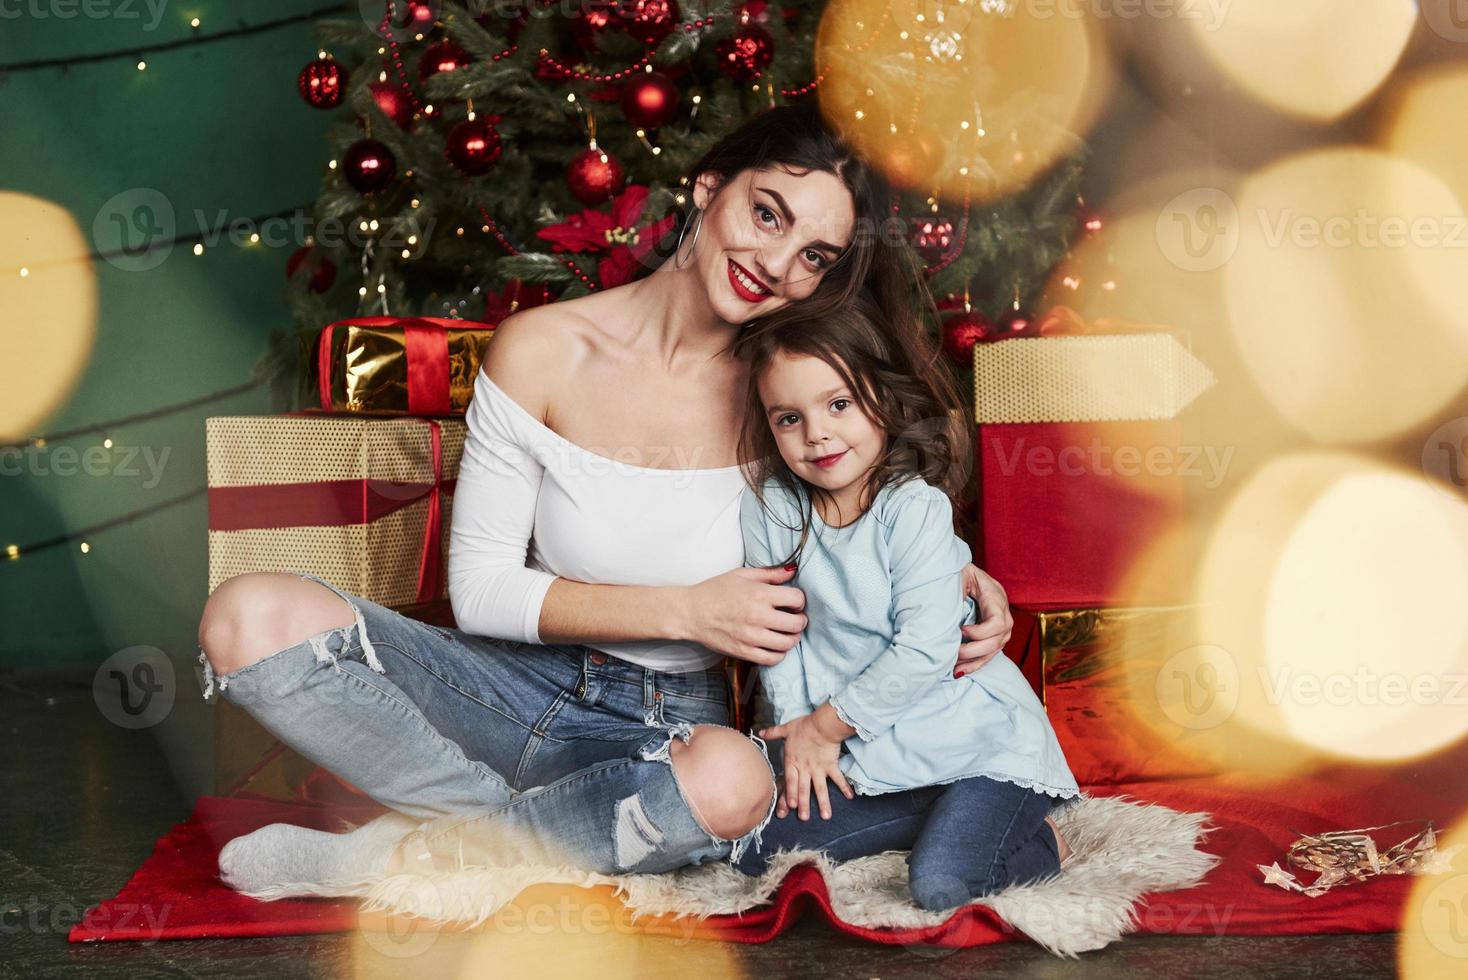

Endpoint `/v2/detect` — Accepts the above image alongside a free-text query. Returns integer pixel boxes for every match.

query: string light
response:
[79,542,91,554]
[2,6,337,73]
[102,437,113,449]
[18,267,28,278]
[137,61,147,71]
[193,244,204,256]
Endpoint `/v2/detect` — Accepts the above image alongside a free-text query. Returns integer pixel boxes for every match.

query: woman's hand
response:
[678,565,806,665]
[955,563,1013,678]
[760,705,855,820]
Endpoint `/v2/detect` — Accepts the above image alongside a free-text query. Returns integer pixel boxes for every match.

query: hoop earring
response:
[673,207,704,269]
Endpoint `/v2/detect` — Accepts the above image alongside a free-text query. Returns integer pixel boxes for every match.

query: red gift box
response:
[976,419,1191,608]
[972,323,1215,608]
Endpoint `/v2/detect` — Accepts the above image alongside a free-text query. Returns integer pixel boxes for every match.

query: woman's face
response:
[689,165,857,324]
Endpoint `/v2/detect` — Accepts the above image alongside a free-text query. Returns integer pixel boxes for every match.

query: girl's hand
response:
[955,563,1013,678]
[759,708,855,821]
[679,565,807,665]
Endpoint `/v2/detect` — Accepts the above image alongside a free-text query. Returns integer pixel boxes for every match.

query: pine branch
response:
[496,252,576,283]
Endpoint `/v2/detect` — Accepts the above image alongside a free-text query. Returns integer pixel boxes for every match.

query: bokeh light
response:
[349,881,744,978]
[816,0,1111,202]
[1186,0,1416,122]
[1194,453,1468,763]
[1398,810,1468,979]
[1224,148,1468,445]
[1378,62,1468,217]
[0,192,98,440]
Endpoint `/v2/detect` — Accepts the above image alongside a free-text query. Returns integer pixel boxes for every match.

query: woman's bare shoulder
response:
[481,298,601,420]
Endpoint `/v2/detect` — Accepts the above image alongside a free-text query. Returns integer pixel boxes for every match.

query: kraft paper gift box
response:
[972,328,1216,609]
[206,414,463,608]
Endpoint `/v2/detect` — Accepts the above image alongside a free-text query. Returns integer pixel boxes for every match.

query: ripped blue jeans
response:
[198,573,777,875]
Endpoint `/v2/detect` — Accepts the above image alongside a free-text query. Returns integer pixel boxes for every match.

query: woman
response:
[197,102,1015,896]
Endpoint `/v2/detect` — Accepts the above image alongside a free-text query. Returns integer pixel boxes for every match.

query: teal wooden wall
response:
[0,2,342,791]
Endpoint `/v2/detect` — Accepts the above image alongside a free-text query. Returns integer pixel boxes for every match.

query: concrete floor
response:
[1,670,1400,978]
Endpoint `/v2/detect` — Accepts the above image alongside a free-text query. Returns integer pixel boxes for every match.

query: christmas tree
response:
[260,0,1087,406]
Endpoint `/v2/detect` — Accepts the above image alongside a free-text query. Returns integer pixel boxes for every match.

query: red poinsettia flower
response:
[536,184,655,254]
[483,277,553,325]
[598,210,678,288]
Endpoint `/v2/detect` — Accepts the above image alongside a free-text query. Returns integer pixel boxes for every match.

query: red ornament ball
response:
[911,216,956,265]
[883,135,940,190]
[997,309,1035,337]
[404,0,438,29]
[571,0,623,50]
[715,26,774,82]
[342,139,397,194]
[418,40,469,82]
[566,147,625,205]
[285,246,337,293]
[445,118,503,176]
[620,71,679,128]
[941,311,994,366]
[736,0,771,25]
[369,81,413,129]
[620,0,680,45]
[297,57,347,109]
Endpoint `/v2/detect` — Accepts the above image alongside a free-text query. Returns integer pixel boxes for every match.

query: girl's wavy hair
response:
[634,100,935,360]
[733,291,973,568]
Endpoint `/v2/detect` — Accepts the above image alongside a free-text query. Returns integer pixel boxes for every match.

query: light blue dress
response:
[740,475,1081,800]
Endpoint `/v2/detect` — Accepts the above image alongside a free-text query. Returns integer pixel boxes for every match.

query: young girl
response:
[731,294,1082,912]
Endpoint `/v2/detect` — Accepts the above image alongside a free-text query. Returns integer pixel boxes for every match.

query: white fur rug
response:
[349,793,1219,957]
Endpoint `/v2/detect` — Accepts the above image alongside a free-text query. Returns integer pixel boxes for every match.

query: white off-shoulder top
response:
[447,367,748,673]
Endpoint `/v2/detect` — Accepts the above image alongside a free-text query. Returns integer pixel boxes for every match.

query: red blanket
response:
[70,751,1465,946]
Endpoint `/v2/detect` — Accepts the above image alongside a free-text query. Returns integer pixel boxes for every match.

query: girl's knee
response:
[908,865,985,912]
[669,725,777,841]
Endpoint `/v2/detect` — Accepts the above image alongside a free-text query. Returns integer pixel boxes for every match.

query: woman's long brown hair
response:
[733,292,973,568]
[636,101,939,385]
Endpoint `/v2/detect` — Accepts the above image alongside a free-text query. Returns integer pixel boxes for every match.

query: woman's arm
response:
[954,564,1014,677]
[451,313,804,659]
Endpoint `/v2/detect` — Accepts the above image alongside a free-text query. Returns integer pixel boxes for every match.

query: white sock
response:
[217,812,419,900]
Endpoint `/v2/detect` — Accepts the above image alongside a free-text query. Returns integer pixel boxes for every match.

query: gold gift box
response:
[308,317,494,416]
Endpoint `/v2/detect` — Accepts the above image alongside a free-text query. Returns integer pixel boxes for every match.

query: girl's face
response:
[689,166,856,324]
[758,350,884,498]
